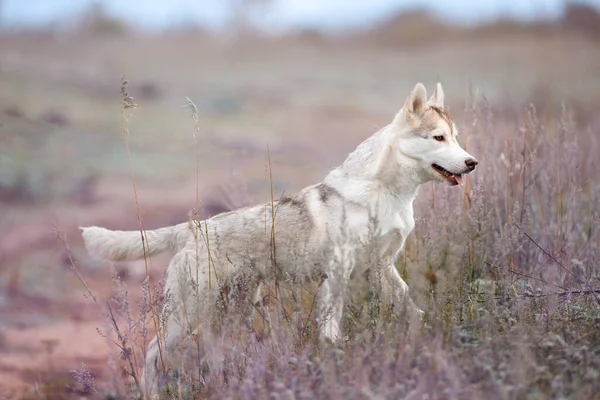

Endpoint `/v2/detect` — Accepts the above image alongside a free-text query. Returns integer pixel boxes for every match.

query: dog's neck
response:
[324,124,425,209]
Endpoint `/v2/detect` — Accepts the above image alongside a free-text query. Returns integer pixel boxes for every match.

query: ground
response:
[1,15,600,398]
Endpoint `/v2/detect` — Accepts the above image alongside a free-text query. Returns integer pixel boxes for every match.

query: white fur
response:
[80,82,477,395]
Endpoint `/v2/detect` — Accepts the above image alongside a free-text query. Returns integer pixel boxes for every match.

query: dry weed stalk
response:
[119,77,166,396]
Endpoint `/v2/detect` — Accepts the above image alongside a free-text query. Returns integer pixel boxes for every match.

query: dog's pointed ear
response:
[428,82,444,109]
[405,83,427,115]
[394,83,427,126]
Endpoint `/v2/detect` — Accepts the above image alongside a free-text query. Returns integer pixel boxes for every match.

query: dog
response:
[80,82,477,394]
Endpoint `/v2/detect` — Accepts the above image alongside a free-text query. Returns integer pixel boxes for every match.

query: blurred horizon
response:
[2,0,600,33]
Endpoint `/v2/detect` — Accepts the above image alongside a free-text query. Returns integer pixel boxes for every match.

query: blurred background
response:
[1,0,600,397]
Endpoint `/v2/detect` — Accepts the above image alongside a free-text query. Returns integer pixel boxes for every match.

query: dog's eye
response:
[433,135,445,142]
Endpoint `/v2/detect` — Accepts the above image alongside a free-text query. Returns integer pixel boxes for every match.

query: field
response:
[1,7,600,399]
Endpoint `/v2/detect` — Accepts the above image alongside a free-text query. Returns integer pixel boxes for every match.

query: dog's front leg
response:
[316,248,354,342]
[379,263,423,322]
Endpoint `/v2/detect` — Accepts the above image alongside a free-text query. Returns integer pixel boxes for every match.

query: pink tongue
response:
[454,174,463,185]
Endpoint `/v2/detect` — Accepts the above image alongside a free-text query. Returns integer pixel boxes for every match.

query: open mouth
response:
[432,164,463,185]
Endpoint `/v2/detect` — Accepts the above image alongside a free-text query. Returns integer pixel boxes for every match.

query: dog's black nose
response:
[465,158,478,171]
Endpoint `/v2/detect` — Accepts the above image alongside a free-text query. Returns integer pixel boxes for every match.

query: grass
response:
[50,76,600,400]
[2,7,599,397]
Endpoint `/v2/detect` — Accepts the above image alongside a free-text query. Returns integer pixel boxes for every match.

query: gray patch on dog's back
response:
[316,183,340,203]
[278,195,311,223]
[278,195,303,208]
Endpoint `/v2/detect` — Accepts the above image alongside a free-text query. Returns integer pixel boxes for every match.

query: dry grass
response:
[1,11,600,399]
[58,82,600,400]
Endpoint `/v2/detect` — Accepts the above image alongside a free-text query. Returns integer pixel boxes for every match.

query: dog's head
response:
[392,83,478,186]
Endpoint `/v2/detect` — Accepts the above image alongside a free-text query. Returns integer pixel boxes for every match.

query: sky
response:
[2,0,600,32]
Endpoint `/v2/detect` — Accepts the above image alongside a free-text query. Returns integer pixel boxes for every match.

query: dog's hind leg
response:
[141,249,214,396]
[141,316,184,397]
[141,336,161,396]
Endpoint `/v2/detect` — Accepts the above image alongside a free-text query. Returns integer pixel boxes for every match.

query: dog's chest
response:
[377,212,414,255]
[371,198,415,257]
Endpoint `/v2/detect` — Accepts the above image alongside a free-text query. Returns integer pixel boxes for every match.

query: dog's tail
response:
[80,222,192,262]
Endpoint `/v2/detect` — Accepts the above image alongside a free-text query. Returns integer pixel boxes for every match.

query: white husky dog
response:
[80,82,477,393]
